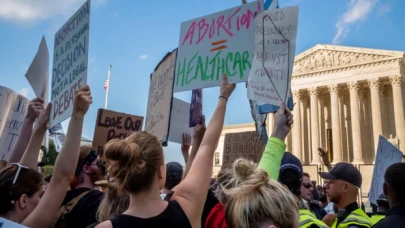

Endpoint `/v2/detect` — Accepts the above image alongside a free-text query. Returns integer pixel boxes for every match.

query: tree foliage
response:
[41,139,59,166]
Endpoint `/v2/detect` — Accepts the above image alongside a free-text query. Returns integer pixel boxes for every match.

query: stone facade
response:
[213,45,405,192]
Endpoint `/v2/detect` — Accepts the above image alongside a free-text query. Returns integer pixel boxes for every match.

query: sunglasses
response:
[302,183,313,189]
[9,163,29,204]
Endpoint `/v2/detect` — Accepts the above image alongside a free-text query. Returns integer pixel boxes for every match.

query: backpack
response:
[52,190,91,228]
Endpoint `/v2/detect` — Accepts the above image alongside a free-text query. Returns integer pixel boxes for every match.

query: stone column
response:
[318,93,326,149]
[301,96,310,165]
[292,90,302,161]
[309,87,321,164]
[390,76,405,151]
[348,81,364,164]
[368,78,383,154]
[328,84,343,163]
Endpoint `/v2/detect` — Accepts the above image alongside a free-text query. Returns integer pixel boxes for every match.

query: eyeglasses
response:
[9,163,29,204]
[302,183,313,189]
[10,163,29,185]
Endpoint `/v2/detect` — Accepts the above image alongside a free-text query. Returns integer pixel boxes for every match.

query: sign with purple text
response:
[189,89,202,128]
[50,0,90,128]
[368,136,403,205]
[247,6,298,106]
[174,0,264,92]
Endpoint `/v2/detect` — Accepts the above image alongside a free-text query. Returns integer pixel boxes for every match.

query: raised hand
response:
[36,103,52,131]
[181,133,191,154]
[26,98,44,121]
[220,73,236,100]
[271,103,293,141]
[73,85,92,116]
[193,115,206,141]
[318,147,331,167]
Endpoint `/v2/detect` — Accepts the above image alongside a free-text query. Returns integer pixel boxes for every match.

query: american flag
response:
[104,79,109,91]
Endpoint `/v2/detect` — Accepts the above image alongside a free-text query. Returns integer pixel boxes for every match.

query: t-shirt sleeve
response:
[256,137,286,180]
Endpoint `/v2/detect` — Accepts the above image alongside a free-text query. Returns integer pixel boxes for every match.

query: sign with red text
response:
[93,109,143,156]
[247,6,298,106]
[146,49,177,145]
[222,131,264,169]
[50,0,91,128]
[368,136,403,205]
[0,86,29,160]
[174,0,263,92]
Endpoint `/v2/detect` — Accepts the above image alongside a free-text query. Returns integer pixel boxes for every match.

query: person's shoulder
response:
[92,220,112,228]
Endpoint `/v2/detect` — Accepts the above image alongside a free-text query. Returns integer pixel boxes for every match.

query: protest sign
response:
[222,131,265,169]
[93,109,143,155]
[25,36,49,99]
[0,86,29,160]
[50,0,91,128]
[174,0,264,92]
[145,49,177,145]
[168,98,194,144]
[247,6,299,106]
[369,136,403,205]
[189,89,202,128]
[49,123,65,152]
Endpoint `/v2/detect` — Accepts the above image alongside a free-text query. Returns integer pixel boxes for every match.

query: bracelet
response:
[219,96,228,101]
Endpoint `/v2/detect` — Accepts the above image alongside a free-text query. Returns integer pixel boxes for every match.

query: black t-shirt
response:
[110,200,191,228]
[163,189,219,228]
[62,188,103,228]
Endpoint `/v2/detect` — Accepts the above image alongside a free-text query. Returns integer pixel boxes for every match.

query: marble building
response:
[213,44,405,180]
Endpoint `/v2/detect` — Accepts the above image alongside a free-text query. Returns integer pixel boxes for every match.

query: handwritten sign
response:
[368,136,403,205]
[145,49,177,144]
[168,98,194,144]
[49,123,65,153]
[247,6,298,106]
[222,131,265,169]
[50,0,91,128]
[25,36,49,99]
[0,86,29,160]
[189,89,203,128]
[174,0,264,92]
[93,109,143,156]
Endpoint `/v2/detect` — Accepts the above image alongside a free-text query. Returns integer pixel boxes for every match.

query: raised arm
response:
[23,85,92,228]
[181,133,191,165]
[173,74,235,227]
[257,103,293,180]
[318,148,332,171]
[7,98,43,164]
[182,116,206,180]
[20,103,51,169]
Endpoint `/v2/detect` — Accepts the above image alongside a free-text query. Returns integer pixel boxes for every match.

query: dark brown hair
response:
[104,131,164,194]
[0,166,44,214]
[70,145,94,189]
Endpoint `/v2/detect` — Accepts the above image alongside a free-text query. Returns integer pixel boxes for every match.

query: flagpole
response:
[104,65,112,109]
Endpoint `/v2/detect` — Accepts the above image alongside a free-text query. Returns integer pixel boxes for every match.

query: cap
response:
[166,162,183,182]
[279,152,303,178]
[319,162,362,188]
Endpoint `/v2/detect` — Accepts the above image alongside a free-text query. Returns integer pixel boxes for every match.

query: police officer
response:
[319,163,372,228]
[370,194,389,225]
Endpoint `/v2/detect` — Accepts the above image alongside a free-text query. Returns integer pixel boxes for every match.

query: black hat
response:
[279,152,303,178]
[319,162,362,188]
[166,162,183,183]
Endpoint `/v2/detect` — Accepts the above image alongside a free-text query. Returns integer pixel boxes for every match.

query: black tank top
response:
[110,200,191,228]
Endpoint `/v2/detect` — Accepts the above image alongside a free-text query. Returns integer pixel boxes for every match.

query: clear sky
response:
[1,0,404,165]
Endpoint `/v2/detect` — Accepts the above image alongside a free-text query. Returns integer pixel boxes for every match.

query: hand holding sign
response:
[193,115,206,142]
[36,103,52,131]
[26,98,44,122]
[220,74,236,100]
[271,103,293,141]
[73,85,92,116]
[181,133,191,154]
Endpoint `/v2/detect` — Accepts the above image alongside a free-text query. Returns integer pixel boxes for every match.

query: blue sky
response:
[1,0,404,165]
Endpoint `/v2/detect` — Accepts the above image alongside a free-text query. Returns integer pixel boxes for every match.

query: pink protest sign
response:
[368,136,403,205]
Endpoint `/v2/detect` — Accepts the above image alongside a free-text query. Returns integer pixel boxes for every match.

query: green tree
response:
[41,139,59,166]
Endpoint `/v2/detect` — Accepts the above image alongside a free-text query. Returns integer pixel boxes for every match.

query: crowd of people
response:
[0,75,404,227]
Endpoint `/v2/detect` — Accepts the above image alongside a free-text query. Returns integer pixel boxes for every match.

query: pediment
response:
[293,44,404,75]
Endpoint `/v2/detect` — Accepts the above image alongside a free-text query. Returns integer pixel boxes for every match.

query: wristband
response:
[219,96,228,101]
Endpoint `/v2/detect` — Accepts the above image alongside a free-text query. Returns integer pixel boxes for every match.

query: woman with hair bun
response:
[224,158,299,228]
[96,74,235,228]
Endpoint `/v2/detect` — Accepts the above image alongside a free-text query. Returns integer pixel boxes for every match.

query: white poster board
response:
[168,98,194,144]
[25,36,49,99]
[146,50,177,144]
[247,6,298,105]
[368,136,403,205]
[0,217,27,228]
[174,0,264,92]
[0,86,29,160]
[50,0,90,128]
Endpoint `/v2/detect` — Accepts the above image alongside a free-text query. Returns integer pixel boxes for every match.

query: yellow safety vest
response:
[331,208,372,228]
[370,214,385,225]
[299,209,329,228]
